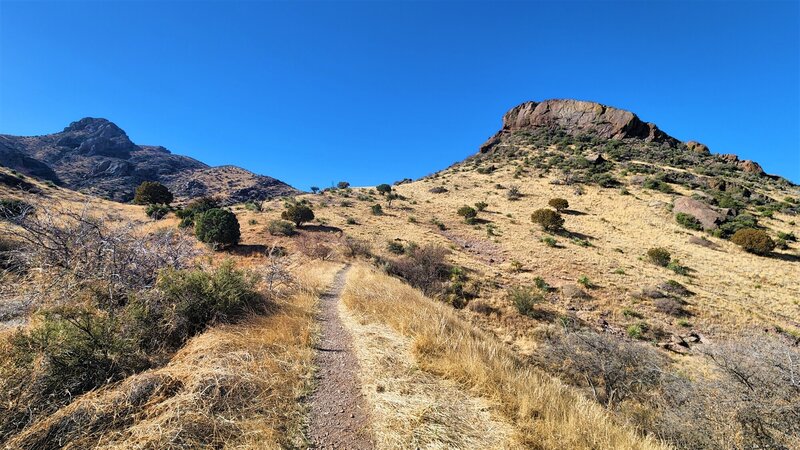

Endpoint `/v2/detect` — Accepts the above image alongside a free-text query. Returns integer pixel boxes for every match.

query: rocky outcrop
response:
[738,160,764,175]
[480,99,680,153]
[0,118,298,203]
[673,197,733,229]
[685,141,710,155]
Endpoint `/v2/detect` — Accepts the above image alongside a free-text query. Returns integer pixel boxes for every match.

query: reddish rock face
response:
[498,99,679,144]
[738,160,764,175]
[686,141,710,155]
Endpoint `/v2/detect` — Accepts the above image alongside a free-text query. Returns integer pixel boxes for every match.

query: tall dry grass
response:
[341,265,669,450]
[3,262,340,450]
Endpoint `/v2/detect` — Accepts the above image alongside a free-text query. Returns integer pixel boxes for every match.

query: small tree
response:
[731,228,775,256]
[371,204,384,215]
[194,208,240,249]
[281,203,314,227]
[531,209,564,231]
[386,192,400,207]
[310,186,320,194]
[457,205,478,224]
[647,247,672,267]
[548,198,569,212]
[337,181,350,189]
[376,184,392,195]
[134,181,173,205]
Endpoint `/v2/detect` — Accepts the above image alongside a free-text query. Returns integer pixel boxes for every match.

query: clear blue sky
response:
[1,1,798,188]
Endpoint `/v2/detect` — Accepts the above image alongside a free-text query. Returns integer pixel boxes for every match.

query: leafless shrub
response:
[536,329,666,409]
[295,233,334,260]
[653,334,800,449]
[341,235,372,258]
[386,244,450,296]
[4,202,198,305]
[653,297,687,316]
[262,245,294,296]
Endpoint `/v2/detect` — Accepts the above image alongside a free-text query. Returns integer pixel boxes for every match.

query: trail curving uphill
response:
[308,265,374,449]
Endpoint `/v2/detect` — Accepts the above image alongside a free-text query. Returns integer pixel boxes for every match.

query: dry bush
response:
[341,265,665,450]
[385,244,450,296]
[652,335,800,449]
[731,228,775,255]
[653,298,687,317]
[341,235,372,258]
[536,329,666,409]
[295,232,335,260]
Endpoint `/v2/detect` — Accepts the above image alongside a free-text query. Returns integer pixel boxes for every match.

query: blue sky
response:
[1,1,798,188]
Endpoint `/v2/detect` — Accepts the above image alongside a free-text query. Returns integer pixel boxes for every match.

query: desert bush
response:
[268,219,296,236]
[370,204,383,215]
[531,208,564,231]
[175,196,219,227]
[653,335,800,449]
[429,186,448,194]
[777,231,797,241]
[376,183,392,195]
[474,201,488,211]
[675,212,703,230]
[456,205,478,224]
[536,329,665,409]
[133,181,173,205]
[731,228,775,255]
[654,297,687,316]
[145,203,170,220]
[386,244,450,296]
[715,213,758,238]
[195,208,241,249]
[0,199,32,220]
[548,198,569,211]
[295,233,334,260]
[342,236,371,258]
[541,236,558,247]
[386,241,405,254]
[280,202,314,226]
[506,185,522,200]
[336,181,350,189]
[508,286,541,317]
[647,247,671,267]
[244,201,263,212]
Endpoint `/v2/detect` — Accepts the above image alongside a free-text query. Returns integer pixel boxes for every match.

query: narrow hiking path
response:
[308,265,374,449]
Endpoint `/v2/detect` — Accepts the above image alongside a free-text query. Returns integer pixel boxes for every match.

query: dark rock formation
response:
[480,99,680,153]
[0,118,298,203]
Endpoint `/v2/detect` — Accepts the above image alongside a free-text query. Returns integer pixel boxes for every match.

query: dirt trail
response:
[308,265,374,449]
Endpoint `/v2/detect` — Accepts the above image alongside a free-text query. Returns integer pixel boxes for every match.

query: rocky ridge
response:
[0,118,298,203]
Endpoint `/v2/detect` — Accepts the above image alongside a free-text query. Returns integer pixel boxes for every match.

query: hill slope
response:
[0,117,298,203]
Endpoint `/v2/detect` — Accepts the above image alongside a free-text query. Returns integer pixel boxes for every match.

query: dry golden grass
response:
[341,264,668,450]
[284,159,800,352]
[339,287,521,449]
[3,260,339,450]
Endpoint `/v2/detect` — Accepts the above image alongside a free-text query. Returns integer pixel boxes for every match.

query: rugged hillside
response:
[0,118,298,203]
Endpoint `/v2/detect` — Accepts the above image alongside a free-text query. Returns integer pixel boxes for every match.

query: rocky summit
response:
[0,118,298,203]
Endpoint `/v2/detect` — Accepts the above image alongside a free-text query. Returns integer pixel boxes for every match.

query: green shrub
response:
[175,196,219,227]
[541,236,558,247]
[457,205,478,224]
[626,323,648,339]
[777,231,797,242]
[675,212,703,230]
[474,201,488,212]
[281,203,314,226]
[715,214,758,238]
[577,276,595,288]
[507,185,522,201]
[548,198,569,211]
[371,204,384,215]
[429,186,448,194]
[244,201,263,212]
[268,219,296,236]
[386,241,405,255]
[194,208,241,248]
[647,247,671,267]
[533,276,550,292]
[337,181,350,189]
[133,181,173,205]
[508,286,542,317]
[731,228,775,255]
[531,209,564,231]
[145,203,170,220]
[346,217,358,225]
[376,183,392,195]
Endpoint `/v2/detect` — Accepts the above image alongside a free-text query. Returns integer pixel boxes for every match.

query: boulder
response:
[673,196,731,230]
[738,160,764,175]
[685,141,710,155]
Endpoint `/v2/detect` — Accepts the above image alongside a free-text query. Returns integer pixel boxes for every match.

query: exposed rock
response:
[685,141,710,155]
[707,178,727,191]
[720,154,739,164]
[673,196,732,230]
[0,118,298,203]
[738,160,764,175]
[480,99,680,152]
